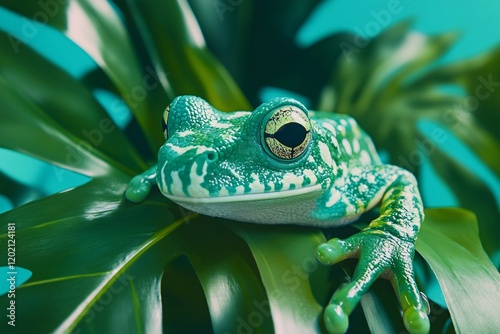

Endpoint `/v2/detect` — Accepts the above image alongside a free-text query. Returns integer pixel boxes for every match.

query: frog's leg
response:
[315,165,430,334]
[125,165,157,203]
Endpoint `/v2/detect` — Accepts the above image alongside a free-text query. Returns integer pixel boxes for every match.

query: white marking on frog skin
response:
[177,130,195,137]
[342,197,357,215]
[340,119,348,126]
[187,161,210,197]
[350,167,361,176]
[367,173,376,184]
[225,111,250,119]
[307,155,315,163]
[282,173,304,190]
[234,185,245,195]
[348,118,361,137]
[210,119,232,129]
[321,122,337,136]
[218,187,229,197]
[360,151,372,165]
[166,143,211,156]
[303,169,318,185]
[267,182,275,192]
[318,142,334,168]
[159,163,168,193]
[326,189,341,207]
[334,177,345,187]
[364,138,381,164]
[331,137,339,149]
[337,125,345,135]
[249,173,265,192]
[352,139,360,153]
[170,171,184,196]
[358,184,368,193]
[342,139,352,155]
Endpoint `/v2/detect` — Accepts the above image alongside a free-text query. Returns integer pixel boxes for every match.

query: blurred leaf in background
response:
[0,0,499,333]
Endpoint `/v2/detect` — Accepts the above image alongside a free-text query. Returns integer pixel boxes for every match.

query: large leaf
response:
[0,29,145,174]
[416,208,500,333]
[1,0,172,151]
[231,224,331,333]
[125,0,250,112]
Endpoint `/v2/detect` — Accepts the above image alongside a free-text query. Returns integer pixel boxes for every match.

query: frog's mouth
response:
[164,184,323,204]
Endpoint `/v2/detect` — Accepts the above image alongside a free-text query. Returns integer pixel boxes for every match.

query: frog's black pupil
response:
[269,122,308,148]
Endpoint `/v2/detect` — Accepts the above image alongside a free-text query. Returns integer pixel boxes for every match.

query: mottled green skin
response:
[126,96,430,334]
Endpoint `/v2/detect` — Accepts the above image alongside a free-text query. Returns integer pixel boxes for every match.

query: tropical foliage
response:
[1,0,499,333]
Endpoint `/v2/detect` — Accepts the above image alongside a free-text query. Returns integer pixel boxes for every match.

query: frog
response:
[125,95,430,334]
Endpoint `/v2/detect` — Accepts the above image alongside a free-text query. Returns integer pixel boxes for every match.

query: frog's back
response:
[310,111,381,168]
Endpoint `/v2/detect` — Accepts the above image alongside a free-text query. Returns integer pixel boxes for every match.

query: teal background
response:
[1,0,500,218]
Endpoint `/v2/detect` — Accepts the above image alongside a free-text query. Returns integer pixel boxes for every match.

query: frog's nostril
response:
[206,151,217,162]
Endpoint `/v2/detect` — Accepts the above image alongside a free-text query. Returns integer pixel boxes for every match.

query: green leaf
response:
[0,175,187,333]
[169,219,274,333]
[416,208,500,333]
[1,0,171,151]
[0,79,120,177]
[0,30,145,174]
[231,224,331,333]
[126,0,250,111]
[428,148,500,255]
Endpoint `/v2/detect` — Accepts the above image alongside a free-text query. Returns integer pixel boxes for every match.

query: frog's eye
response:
[162,104,170,139]
[263,106,311,160]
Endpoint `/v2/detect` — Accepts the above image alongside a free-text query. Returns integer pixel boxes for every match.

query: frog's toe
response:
[403,306,430,334]
[125,175,152,203]
[322,249,387,333]
[391,261,430,334]
[316,237,359,266]
[324,303,348,334]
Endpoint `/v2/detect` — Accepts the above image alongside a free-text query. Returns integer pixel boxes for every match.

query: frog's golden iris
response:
[263,106,311,160]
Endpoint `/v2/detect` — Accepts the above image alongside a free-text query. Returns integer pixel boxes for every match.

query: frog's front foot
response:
[125,165,157,203]
[316,230,430,334]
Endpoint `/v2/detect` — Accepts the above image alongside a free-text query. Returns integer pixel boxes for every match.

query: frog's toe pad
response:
[324,304,348,334]
[125,175,152,203]
[403,306,430,334]
[316,237,358,266]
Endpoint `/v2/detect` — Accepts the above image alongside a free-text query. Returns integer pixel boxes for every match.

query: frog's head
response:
[157,95,337,224]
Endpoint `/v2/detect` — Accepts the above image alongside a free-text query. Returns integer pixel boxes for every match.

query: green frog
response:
[126,95,430,334]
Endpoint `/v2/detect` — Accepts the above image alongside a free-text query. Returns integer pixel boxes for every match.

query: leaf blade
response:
[416,208,500,333]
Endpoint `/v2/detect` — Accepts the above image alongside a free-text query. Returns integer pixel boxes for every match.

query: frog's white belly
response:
[165,185,358,227]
